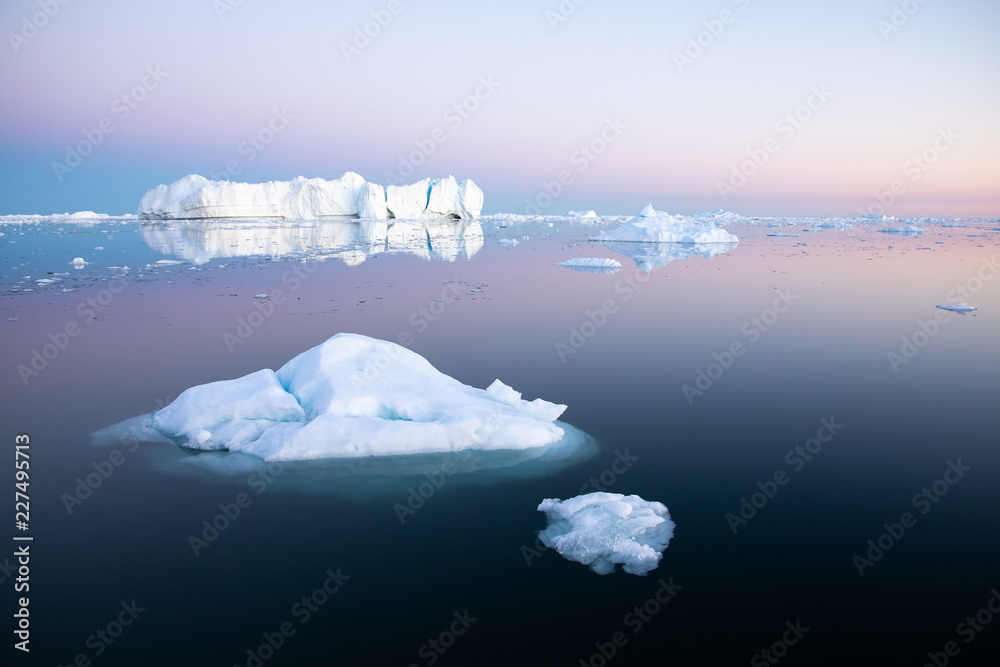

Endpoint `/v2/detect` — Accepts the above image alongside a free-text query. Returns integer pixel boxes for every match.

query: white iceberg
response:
[537,492,675,576]
[936,302,977,314]
[696,209,741,221]
[70,257,88,268]
[879,225,924,236]
[553,258,622,274]
[568,210,598,218]
[593,205,740,245]
[132,334,574,462]
[138,173,483,221]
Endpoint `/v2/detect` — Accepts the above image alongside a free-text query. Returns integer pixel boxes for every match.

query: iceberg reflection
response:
[597,240,739,274]
[140,218,484,266]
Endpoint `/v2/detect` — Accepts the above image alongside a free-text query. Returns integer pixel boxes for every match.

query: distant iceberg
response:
[102,334,577,462]
[552,258,622,274]
[936,302,977,314]
[696,209,741,221]
[879,225,924,236]
[537,492,675,575]
[568,210,598,218]
[593,205,740,245]
[138,173,483,221]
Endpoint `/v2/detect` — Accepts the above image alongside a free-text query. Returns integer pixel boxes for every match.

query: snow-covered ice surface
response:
[937,302,978,314]
[537,492,675,575]
[138,173,483,221]
[553,258,623,274]
[593,206,740,245]
[95,333,590,466]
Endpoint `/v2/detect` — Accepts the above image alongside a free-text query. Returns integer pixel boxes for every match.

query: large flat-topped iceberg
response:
[593,205,740,245]
[138,173,483,221]
[538,492,675,575]
[144,334,570,461]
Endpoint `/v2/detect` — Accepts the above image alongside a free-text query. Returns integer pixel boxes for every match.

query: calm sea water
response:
[2,216,999,666]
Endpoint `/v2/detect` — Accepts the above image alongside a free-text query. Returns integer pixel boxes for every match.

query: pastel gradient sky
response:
[1,0,997,217]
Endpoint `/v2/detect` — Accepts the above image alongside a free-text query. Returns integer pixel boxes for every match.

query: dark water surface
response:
[2,217,999,666]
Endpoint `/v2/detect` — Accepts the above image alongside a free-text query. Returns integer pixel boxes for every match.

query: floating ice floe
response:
[98,334,583,463]
[593,205,740,245]
[138,173,483,221]
[552,258,622,274]
[767,232,802,237]
[936,302,978,314]
[70,257,88,268]
[568,210,598,218]
[537,492,675,575]
[880,225,925,236]
[498,238,520,246]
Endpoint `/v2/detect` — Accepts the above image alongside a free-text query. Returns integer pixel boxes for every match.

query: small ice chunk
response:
[880,226,925,236]
[71,257,88,268]
[553,258,622,274]
[537,492,675,576]
[254,294,269,299]
[155,259,185,266]
[188,429,212,445]
[498,238,519,246]
[936,302,977,314]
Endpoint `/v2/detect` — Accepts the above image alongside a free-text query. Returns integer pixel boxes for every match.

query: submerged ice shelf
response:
[538,492,675,575]
[138,173,483,221]
[99,334,583,462]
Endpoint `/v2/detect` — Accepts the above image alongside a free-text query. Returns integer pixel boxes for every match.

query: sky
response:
[0,0,997,217]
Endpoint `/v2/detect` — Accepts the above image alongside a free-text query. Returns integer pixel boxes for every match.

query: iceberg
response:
[593,205,740,245]
[537,492,675,576]
[879,225,924,236]
[552,258,622,274]
[696,209,741,221]
[123,334,576,462]
[138,173,483,221]
[936,302,977,314]
[567,210,598,218]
